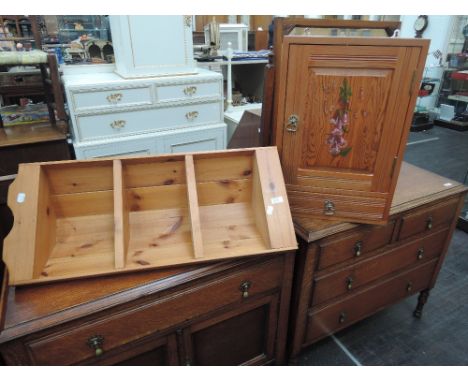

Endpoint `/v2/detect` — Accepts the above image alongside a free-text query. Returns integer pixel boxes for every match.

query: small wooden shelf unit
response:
[3,147,297,285]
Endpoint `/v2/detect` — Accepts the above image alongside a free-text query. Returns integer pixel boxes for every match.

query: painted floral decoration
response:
[327,78,352,157]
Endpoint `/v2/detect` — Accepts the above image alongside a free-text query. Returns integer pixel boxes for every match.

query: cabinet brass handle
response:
[87,335,104,357]
[346,276,354,290]
[183,86,197,96]
[324,200,335,216]
[106,93,123,103]
[354,241,362,257]
[285,114,299,132]
[417,248,424,260]
[339,312,347,324]
[110,120,126,129]
[185,111,199,121]
[240,281,252,299]
[406,282,413,293]
[426,216,433,230]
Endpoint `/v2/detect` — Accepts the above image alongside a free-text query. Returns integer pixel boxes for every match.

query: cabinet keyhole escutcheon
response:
[286,114,299,132]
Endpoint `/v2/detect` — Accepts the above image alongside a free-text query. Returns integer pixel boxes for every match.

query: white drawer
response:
[74,101,223,141]
[156,124,227,154]
[156,81,221,102]
[70,86,153,113]
[73,136,156,159]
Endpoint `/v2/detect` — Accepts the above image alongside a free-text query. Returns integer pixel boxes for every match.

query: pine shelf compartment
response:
[3,147,297,285]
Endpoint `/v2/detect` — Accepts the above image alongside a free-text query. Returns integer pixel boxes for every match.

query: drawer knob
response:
[87,335,104,357]
[183,86,197,96]
[110,120,126,129]
[346,276,354,290]
[339,312,347,324]
[240,280,252,298]
[417,248,424,260]
[406,282,413,293]
[324,200,335,216]
[106,93,123,103]
[354,241,363,257]
[426,216,433,230]
[186,111,199,121]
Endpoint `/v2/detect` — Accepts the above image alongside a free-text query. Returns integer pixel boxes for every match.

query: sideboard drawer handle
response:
[87,335,104,356]
[346,276,354,290]
[240,280,252,298]
[339,312,347,324]
[183,86,197,96]
[324,200,335,216]
[417,248,424,260]
[354,241,362,257]
[406,282,413,293]
[426,216,433,230]
[106,93,123,103]
[110,120,126,129]
[185,111,199,121]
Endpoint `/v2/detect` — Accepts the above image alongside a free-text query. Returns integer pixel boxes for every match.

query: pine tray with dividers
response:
[3,147,297,285]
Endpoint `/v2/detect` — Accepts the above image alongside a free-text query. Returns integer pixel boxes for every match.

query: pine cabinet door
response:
[275,38,428,224]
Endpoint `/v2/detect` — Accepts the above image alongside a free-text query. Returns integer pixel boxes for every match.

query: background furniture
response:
[288,162,467,359]
[63,16,227,159]
[0,252,294,365]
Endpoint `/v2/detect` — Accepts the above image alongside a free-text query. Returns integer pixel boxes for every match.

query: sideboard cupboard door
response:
[183,294,279,366]
[276,38,429,224]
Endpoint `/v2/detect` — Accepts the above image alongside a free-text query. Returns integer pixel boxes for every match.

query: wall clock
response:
[414,15,429,38]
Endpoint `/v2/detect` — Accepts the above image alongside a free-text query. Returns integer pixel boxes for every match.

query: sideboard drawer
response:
[25,257,284,365]
[305,259,438,344]
[75,101,223,141]
[317,222,395,270]
[71,86,153,113]
[312,227,448,306]
[156,81,221,103]
[399,198,459,241]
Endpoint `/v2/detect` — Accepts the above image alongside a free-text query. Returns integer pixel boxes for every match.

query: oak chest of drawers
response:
[0,252,294,365]
[288,162,467,359]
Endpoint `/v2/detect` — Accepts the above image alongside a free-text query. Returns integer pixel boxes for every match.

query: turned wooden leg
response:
[413,289,430,318]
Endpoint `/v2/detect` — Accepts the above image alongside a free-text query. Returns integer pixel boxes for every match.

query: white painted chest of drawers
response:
[63,68,227,159]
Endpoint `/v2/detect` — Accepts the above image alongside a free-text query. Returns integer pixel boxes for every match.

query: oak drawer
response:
[75,101,223,141]
[312,227,448,306]
[399,198,459,241]
[24,257,284,365]
[317,221,395,270]
[71,86,153,113]
[156,81,221,102]
[305,259,438,344]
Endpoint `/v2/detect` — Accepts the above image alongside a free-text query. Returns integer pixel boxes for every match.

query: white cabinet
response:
[63,68,227,159]
[109,15,196,78]
[63,16,227,159]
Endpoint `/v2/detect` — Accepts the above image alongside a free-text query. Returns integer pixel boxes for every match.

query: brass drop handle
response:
[186,111,199,121]
[426,216,433,230]
[240,281,252,299]
[286,114,299,132]
[110,120,126,129]
[324,200,336,216]
[346,276,354,290]
[339,312,347,324]
[406,282,413,293]
[354,241,363,257]
[417,248,424,260]
[87,335,104,357]
[106,93,123,103]
[183,86,197,96]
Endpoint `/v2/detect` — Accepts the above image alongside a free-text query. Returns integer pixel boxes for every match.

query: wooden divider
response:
[185,155,204,259]
[113,160,129,268]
